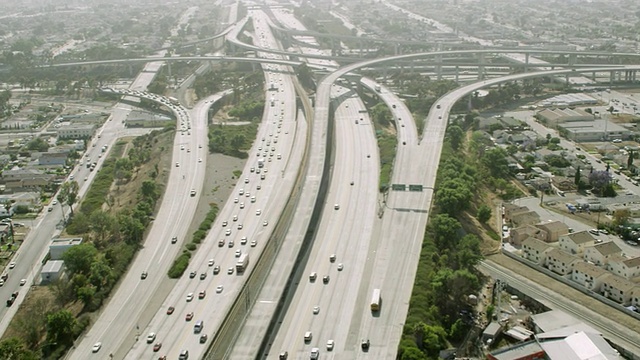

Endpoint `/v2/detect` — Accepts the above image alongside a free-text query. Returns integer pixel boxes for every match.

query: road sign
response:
[409,185,423,192]
[391,184,406,191]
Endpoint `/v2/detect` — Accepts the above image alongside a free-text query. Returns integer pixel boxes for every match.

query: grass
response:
[377,130,397,191]
[209,122,259,159]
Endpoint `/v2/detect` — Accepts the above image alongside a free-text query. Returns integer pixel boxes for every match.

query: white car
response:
[225,229,231,236]
[313,306,320,315]
[239,202,245,209]
[234,198,239,203]
[235,249,242,257]
[8,262,15,269]
[186,293,194,302]
[19,279,26,286]
[92,342,102,353]
[256,209,262,216]
[146,332,156,343]
[327,339,334,351]
[216,285,224,293]
[250,240,257,247]
[263,220,268,226]
[208,259,215,267]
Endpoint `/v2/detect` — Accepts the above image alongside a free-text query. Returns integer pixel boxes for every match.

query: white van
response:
[304,331,312,342]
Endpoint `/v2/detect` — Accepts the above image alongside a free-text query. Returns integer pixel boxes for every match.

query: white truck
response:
[236,253,249,273]
[257,159,265,168]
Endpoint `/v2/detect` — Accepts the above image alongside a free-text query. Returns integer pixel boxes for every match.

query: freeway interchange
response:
[10,6,640,360]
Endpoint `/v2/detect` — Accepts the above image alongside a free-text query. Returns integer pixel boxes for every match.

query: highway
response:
[269,83,379,358]
[124,9,307,359]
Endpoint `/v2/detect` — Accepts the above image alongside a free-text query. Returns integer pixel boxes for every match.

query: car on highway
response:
[361,339,370,350]
[216,285,224,293]
[334,204,340,210]
[91,342,102,353]
[233,215,238,222]
[171,236,178,244]
[185,312,194,321]
[251,196,256,203]
[208,259,215,267]
[250,240,258,247]
[244,177,249,183]
[329,254,336,263]
[237,224,243,230]
[228,240,234,248]
[198,290,206,299]
[186,293,194,302]
[198,158,202,163]
[313,306,320,314]
[304,331,313,342]
[240,202,245,209]
[146,332,156,343]
[263,220,268,226]
[213,265,220,275]
[235,249,242,257]
[278,351,288,359]
[140,271,148,280]
[227,267,234,275]
[309,272,317,281]
[190,190,196,197]
[225,229,231,236]
[337,263,344,271]
[234,198,239,203]
[200,273,207,280]
[175,162,179,167]
[241,236,248,245]
[218,239,225,247]
[200,334,208,343]
[19,279,26,286]
[222,221,228,227]
[323,275,330,284]
[189,271,197,279]
[167,306,175,315]
[327,339,334,351]
[153,343,162,352]
[310,347,319,359]
[8,262,15,269]
[256,209,261,215]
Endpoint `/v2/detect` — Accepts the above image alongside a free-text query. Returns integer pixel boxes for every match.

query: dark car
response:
[189,271,197,279]
[200,334,208,343]
[198,290,206,299]
[323,276,330,284]
[153,343,162,352]
[141,271,148,280]
[166,306,175,315]
[171,236,178,244]
[279,351,289,359]
[213,265,220,275]
[361,339,370,350]
[200,273,207,280]
[185,312,194,321]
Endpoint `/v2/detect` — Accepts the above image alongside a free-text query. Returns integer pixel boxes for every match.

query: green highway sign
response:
[409,185,423,192]
[391,184,406,191]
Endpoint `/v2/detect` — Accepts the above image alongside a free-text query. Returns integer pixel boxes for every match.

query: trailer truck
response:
[236,253,249,273]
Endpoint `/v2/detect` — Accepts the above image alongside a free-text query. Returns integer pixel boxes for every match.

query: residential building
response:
[535,221,569,242]
[38,151,68,166]
[545,248,581,275]
[522,238,551,265]
[631,288,640,308]
[536,108,593,126]
[583,242,623,266]
[607,203,640,218]
[510,225,546,246]
[511,211,541,228]
[40,260,65,284]
[57,124,95,139]
[607,255,640,280]
[503,204,530,222]
[572,261,608,292]
[559,231,595,255]
[602,274,636,305]
[49,238,83,260]
[1,169,55,190]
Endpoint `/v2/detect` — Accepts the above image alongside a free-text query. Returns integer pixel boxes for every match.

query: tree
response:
[481,147,510,178]
[62,243,97,275]
[588,170,612,196]
[447,125,464,151]
[435,179,472,215]
[430,214,461,250]
[574,166,581,186]
[628,150,635,169]
[476,204,491,224]
[0,338,38,360]
[613,209,630,227]
[230,134,245,151]
[371,103,391,126]
[46,310,77,346]
[140,180,158,200]
[58,181,79,216]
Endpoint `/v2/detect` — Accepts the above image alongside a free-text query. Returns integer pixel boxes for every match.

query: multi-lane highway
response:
[123,10,307,359]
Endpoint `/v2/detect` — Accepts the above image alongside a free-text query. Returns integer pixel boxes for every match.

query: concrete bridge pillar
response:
[394,43,399,56]
[568,53,576,66]
[524,53,530,72]
[592,71,597,81]
[455,65,459,82]
[610,71,615,86]
[477,53,485,80]
[167,62,172,79]
[359,39,363,57]
[435,54,442,80]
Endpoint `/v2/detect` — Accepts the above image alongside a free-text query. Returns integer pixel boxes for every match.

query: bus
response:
[370,289,381,312]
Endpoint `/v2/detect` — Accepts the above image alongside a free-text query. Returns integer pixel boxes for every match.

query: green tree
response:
[574,166,581,186]
[447,125,464,151]
[89,257,114,290]
[62,243,97,275]
[58,181,79,216]
[25,137,49,152]
[371,103,391,126]
[46,310,77,346]
[0,338,38,360]
[230,134,245,151]
[628,150,635,169]
[482,147,509,178]
[435,179,472,215]
[140,180,158,200]
[476,204,491,224]
[430,214,461,250]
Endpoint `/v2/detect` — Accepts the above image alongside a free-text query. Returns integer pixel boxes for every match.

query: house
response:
[572,261,608,292]
[511,211,541,228]
[545,248,581,275]
[606,255,640,280]
[607,203,640,218]
[38,151,68,166]
[522,238,551,265]
[1,169,55,190]
[503,204,530,223]
[583,241,623,266]
[40,260,65,284]
[49,238,83,260]
[602,274,636,305]
[510,225,546,246]
[559,231,595,255]
[535,221,569,242]
[631,288,640,309]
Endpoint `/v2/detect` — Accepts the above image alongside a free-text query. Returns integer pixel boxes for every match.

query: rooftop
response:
[589,241,622,256]
[604,274,637,292]
[562,231,595,245]
[573,261,608,278]
[547,248,581,264]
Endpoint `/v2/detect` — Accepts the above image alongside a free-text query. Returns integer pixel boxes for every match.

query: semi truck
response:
[236,253,249,273]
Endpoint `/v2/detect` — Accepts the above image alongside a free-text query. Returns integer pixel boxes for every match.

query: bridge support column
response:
[524,53,530,72]
[359,40,363,57]
[394,43,399,56]
[610,71,615,86]
[455,66,459,82]
[568,53,576,67]
[592,71,596,81]
[435,54,442,80]
[167,62,172,79]
[128,64,133,77]
[477,53,485,80]
[565,74,569,84]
